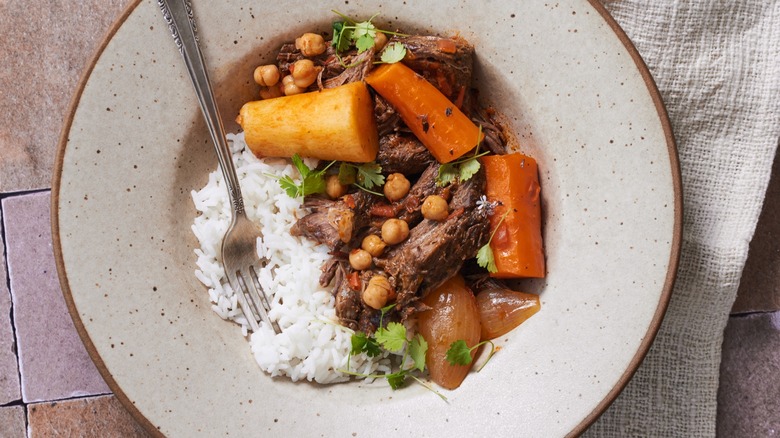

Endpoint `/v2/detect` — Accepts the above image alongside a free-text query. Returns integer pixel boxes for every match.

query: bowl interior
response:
[54,1,678,436]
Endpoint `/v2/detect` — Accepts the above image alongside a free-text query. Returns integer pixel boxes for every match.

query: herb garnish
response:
[476,209,511,273]
[342,306,498,398]
[270,154,335,198]
[341,306,440,396]
[331,11,408,62]
[338,162,385,195]
[332,11,380,54]
[436,126,489,186]
[379,42,407,64]
[445,339,496,372]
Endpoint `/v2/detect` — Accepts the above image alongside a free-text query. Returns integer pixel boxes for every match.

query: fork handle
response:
[158,0,245,215]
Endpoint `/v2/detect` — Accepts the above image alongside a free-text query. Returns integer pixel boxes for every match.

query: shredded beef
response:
[374,169,490,311]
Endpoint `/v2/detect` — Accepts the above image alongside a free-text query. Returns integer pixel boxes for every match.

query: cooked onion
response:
[417,275,481,390]
[476,288,540,340]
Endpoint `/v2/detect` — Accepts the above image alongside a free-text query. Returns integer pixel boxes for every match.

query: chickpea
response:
[258,84,283,100]
[381,218,409,245]
[295,33,327,57]
[421,195,449,221]
[282,74,303,96]
[253,64,280,87]
[362,275,395,310]
[373,32,388,52]
[383,173,411,202]
[361,234,386,257]
[349,249,373,271]
[325,174,348,199]
[290,59,320,89]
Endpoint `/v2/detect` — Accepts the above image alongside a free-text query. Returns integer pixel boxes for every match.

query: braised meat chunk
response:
[374,169,490,310]
[291,191,378,248]
[375,134,436,175]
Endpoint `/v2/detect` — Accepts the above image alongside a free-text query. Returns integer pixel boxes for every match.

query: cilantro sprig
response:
[332,11,379,54]
[269,156,385,199]
[331,10,408,60]
[342,305,500,398]
[436,126,489,187]
[269,154,336,198]
[445,339,497,372]
[476,209,511,273]
[338,162,385,195]
[341,306,443,398]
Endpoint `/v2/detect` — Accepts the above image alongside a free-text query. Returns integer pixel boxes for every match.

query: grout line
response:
[0,200,29,431]
[0,399,23,408]
[0,188,51,201]
[25,391,114,407]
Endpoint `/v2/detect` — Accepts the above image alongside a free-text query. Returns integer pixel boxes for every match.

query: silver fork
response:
[159,0,281,334]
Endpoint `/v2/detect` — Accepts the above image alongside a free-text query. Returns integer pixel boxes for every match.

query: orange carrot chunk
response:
[481,153,545,278]
[365,63,483,163]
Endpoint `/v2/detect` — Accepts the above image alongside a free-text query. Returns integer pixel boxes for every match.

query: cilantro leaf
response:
[435,125,487,186]
[445,339,497,371]
[380,42,407,64]
[332,21,344,49]
[446,340,474,366]
[386,372,407,389]
[408,334,428,372]
[351,332,381,357]
[272,154,333,198]
[300,173,326,196]
[338,162,357,185]
[355,162,385,189]
[459,157,481,181]
[353,20,377,39]
[337,162,384,191]
[291,154,310,177]
[476,208,509,272]
[355,33,375,53]
[364,339,382,357]
[436,163,459,187]
[350,332,368,355]
[332,21,353,52]
[476,243,497,273]
[375,322,407,352]
[277,175,301,198]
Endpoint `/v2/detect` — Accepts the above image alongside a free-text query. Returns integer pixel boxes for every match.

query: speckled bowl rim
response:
[51,1,681,436]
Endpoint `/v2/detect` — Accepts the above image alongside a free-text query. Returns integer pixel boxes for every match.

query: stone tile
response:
[0,0,132,192]
[28,395,150,438]
[732,151,780,313]
[717,312,780,437]
[0,207,21,405]
[0,405,26,438]
[4,192,109,402]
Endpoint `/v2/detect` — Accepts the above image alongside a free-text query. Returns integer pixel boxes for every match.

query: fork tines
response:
[229,267,281,334]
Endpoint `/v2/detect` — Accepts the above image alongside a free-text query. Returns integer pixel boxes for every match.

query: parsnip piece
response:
[236,82,379,162]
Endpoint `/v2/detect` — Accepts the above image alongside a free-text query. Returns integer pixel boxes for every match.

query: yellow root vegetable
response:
[236,82,379,162]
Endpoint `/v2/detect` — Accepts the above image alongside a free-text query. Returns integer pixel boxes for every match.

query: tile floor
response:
[0,1,777,436]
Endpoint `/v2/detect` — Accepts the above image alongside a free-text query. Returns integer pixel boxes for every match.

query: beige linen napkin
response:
[585,1,780,436]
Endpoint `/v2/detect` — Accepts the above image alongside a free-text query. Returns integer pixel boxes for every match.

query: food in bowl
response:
[192,12,544,390]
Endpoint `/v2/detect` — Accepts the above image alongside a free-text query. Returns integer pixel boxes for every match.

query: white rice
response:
[191,133,389,384]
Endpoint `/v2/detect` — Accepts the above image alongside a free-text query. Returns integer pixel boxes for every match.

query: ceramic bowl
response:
[53,0,681,436]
